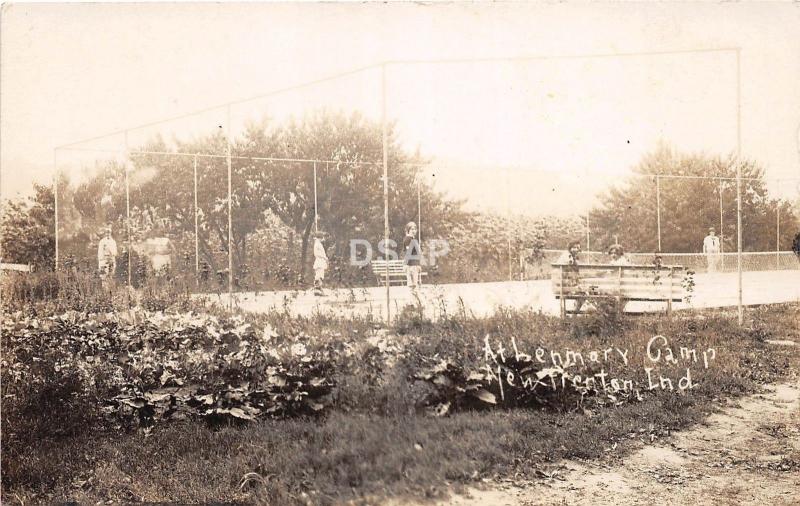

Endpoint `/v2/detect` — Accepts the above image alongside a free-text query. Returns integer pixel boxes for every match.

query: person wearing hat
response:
[97,226,118,279]
[312,231,328,296]
[702,227,721,273]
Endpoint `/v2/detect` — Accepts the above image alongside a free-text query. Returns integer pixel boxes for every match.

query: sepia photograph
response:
[1,2,799,505]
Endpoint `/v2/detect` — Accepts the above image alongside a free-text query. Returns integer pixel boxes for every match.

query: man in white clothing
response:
[97,227,118,279]
[312,231,328,296]
[702,227,721,273]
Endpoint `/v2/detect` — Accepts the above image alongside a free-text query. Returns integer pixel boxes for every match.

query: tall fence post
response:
[735,47,743,326]
[656,175,662,252]
[226,106,233,309]
[417,176,424,283]
[125,131,132,290]
[719,179,724,271]
[505,169,512,281]
[54,149,59,271]
[381,63,390,324]
[736,163,743,324]
[776,202,780,269]
[585,214,590,252]
[313,161,319,234]
[193,155,199,282]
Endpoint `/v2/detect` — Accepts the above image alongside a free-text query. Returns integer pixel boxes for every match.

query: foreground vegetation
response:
[2,270,797,505]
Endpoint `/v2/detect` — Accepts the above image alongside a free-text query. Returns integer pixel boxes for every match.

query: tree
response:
[242,111,466,279]
[1,184,56,269]
[589,145,799,253]
[82,111,467,281]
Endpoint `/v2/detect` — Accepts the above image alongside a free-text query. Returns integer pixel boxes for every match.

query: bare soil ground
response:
[402,379,800,506]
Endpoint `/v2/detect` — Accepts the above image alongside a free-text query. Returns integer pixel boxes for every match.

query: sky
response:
[2,2,800,216]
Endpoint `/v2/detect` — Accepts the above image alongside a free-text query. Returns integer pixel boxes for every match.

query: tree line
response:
[2,114,798,281]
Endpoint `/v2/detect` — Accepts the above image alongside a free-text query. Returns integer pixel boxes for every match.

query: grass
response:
[2,276,798,505]
[7,393,727,505]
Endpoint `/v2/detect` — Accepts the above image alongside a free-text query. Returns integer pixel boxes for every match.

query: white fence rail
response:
[521,250,799,280]
[0,263,33,273]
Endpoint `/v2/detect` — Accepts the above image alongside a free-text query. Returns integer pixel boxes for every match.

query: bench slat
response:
[371,259,427,285]
[551,268,685,278]
[556,296,684,302]
[551,263,686,316]
[553,278,684,286]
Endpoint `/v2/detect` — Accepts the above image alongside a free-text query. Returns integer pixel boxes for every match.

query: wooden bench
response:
[551,263,686,317]
[370,259,427,286]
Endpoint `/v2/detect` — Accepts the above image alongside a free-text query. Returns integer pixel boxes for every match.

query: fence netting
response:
[52,57,800,314]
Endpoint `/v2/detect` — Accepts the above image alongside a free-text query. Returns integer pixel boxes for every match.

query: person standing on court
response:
[97,226,118,279]
[403,221,423,296]
[312,231,328,296]
[702,227,721,273]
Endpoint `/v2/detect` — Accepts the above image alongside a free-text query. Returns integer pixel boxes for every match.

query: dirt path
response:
[432,381,800,506]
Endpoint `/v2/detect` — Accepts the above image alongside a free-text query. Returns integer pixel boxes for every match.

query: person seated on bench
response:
[555,240,585,313]
[403,221,423,296]
[556,240,582,265]
[607,244,630,266]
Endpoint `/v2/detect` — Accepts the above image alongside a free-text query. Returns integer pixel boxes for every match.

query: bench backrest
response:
[551,263,686,302]
[371,259,407,276]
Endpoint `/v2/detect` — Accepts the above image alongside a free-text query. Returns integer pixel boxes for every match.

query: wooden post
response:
[656,175,662,252]
[616,265,623,317]
[227,106,233,309]
[54,150,59,270]
[667,266,673,316]
[381,63,390,323]
[193,155,199,282]
[559,265,565,318]
[417,176,424,286]
[735,47,743,326]
[124,131,132,289]
[719,179,724,271]
[585,214,590,251]
[504,169,512,281]
[313,161,319,234]
[776,204,780,269]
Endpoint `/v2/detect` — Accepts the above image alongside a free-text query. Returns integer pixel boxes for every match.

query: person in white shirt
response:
[554,240,585,314]
[97,227,118,279]
[403,222,423,295]
[702,227,721,273]
[146,236,174,276]
[608,244,630,266]
[556,241,582,265]
[312,231,328,296]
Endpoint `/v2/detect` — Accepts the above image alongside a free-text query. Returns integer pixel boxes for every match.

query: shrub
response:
[0,270,60,311]
[393,303,434,335]
[1,352,104,489]
[568,298,628,339]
